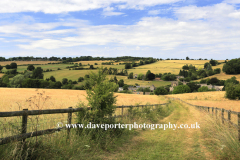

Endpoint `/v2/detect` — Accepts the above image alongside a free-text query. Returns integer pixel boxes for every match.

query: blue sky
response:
[0,0,240,59]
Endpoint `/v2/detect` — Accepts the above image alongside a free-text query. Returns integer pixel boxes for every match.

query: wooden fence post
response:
[212,108,214,116]
[216,107,218,118]
[228,110,231,123]
[222,109,224,124]
[238,113,240,141]
[22,109,28,142]
[67,107,72,139]
[208,107,209,112]
[122,105,123,116]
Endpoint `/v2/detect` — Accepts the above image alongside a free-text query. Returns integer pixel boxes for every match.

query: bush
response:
[214,68,221,74]
[10,74,25,88]
[118,79,124,87]
[173,85,191,94]
[198,86,209,92]
[62,78,68,85]
[32,67,43,79]
[27,64,35,71]
[73,85,85,90]
[49,76,56,82]
[225,83,240,100]
[222,58,240,74]
[154,87,168,95]
[128,72,133,79]
[78,77,84,82]
[161,74,176,81]
[125,63,131,69]
[10,63,17,69]
[5,64,11,69]
[137,73,144,80]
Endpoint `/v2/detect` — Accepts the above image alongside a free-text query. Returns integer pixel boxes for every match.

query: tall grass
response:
[200,109,240,159]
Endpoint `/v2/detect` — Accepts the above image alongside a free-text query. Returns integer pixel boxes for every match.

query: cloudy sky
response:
[0,0,239,59]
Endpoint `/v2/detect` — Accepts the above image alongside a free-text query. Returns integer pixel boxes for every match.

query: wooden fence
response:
[0,103,169,145]
[170,98,240,141]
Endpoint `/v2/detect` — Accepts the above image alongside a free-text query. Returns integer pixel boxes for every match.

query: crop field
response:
[129,60,225,75]
[166,91,240,112]
[0,88,167,112]
[0,61,59,66]
[195,72,240,82]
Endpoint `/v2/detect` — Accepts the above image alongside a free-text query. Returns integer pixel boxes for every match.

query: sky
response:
[0,0,240,59]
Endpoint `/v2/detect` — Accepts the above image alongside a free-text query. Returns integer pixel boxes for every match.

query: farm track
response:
[99,100,214,160]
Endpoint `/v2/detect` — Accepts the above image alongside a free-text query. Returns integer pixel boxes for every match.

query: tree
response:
[173,85,191,94]
[214,68,221,74]
[198,86,209,92]
[10,62,17,69]
[0,65,3,71]
[137,73,144,80]
[145,70,155,80]
[27,64,35,71]
[186,56,189,60]
[79,63,82,66]
[143,87,150,93]
[2,75,9,84]
[118,79,124,87]
[49,76,56,82]
[90,65,94,69]
[78,77,84,82]
[225,83,240,100]
[62,78,68,85]
[154,87,168,95]
[209,59,218,66]
[187,82,200,92]
[5,64,11,69]
[32,67,43,79]
[128,72,133,79]
[222,58,240,74]
[85,68,118,119]
[224,76,239,86]
[182,64,189,70]
[125,63,131,69]
[10,74,25,88]
[123,84,128,90]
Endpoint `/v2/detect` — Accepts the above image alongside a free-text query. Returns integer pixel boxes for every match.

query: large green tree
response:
[32,67,43,79]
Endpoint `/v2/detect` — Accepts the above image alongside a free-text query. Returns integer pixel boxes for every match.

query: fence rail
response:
[169,97,240,141]
[0,103,169,145]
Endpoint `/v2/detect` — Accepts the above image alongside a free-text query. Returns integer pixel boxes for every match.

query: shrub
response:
[49,76,56,82]
[62,84,73,89]
[154,87,168,95]
[5,64,11,69]
[10,62,17,69]
[27,64,35,71]
[10,74,25,88]
[225,83,240,100]
[222,58,240,74]
[62,78,68,85]
[137,73,144,80]
[214,68,221,74]
[78,77,84,82]
[173,85,191,94]
[128,72,133,79]
[198,86,209,92]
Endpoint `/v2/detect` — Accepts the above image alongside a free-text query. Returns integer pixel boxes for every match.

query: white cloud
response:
[1,2,240,58]
[102,11,125,16]
[0,0,183,13]
[148,10,161,15]
[223,0,240,4]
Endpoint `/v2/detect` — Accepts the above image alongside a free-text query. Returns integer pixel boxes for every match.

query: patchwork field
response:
[128,60,225,75]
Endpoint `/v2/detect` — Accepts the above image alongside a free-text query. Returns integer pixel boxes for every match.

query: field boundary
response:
[169,97,240,140]
[0,103,169,145]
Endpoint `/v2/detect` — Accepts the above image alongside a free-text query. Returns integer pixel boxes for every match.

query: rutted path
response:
[98,100,214,160]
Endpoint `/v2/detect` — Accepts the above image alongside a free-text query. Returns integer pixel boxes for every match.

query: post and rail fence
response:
[0,103,169,145]
[169,97,240,141]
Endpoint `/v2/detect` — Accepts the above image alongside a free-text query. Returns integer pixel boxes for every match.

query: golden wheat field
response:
[166,91,240,112]
[129,60,225,75]
[0,88,167,112]
[195,72,240,82]
[0,61,59,66]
